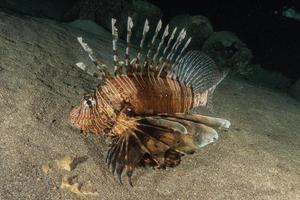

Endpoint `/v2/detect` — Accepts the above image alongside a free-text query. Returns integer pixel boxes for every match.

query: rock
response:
[68,20,110,37]
[282,7,300,21]
[128,0,163,43]
[0,0,73,20]
[55,156,74,171]
[169,14,213,50]
[41,164,50,175]
[0,0,163,43]
[64,0,163,42]
[202,31,253,74]
[245,64,292,91]
[288,79,300,101]
[63,0,129,29]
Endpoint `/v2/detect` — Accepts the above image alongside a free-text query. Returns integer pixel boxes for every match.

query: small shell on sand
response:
[55,156,74,171]
[60,175,99,196]
[41,164,50,175]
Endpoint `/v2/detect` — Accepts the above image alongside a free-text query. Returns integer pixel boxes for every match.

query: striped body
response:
[104,74,208,114]
[69,74,209,135]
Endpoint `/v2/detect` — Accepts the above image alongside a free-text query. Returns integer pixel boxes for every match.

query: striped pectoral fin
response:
[106,126,175,186]
[141,114,224,151]
[163,149,184,168]
[136,119,188,169]
[105,113,226,185]
[143,117,188,134]
[158,113,231,129]
[106,116,193,185]
[106,133,147,186]
[175,121,219,150]
[137,117,199,154]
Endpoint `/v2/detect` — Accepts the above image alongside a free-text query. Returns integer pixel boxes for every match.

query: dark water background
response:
[149,0,300,80]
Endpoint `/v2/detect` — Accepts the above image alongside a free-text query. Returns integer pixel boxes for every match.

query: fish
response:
[69,17,230,186]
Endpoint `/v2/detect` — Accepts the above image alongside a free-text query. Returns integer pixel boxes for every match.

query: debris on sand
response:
[55,156,74,171]
[41,163,50,175]
[60,175,99,196]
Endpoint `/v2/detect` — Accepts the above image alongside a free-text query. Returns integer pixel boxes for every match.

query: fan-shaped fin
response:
[157,28,188,77]
[106,124,171,186]
[106,112,226,185]
[168,50,228,109]
[139,115,223,153]
[158,113,231,129]
[170,51,227,92]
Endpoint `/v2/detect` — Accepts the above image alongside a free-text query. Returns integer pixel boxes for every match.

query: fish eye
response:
[83,98,95,108]
[86,99,92,106]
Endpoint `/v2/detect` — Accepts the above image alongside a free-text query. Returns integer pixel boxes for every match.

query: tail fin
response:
[106,113,230,185]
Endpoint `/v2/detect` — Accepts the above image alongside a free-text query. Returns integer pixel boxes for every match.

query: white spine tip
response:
[164,25,169,36]
[181,31,187,39]
[179,28,185,35]
[144,19,150,32]
[77,37,93,54]
[77,37,83,42]
[156,19,163,31]
[75,62,87,71]
[170,27,177,39]
[127,17,133,30]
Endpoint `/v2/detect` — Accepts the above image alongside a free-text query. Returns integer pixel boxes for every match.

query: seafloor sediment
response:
[0,11,299,200]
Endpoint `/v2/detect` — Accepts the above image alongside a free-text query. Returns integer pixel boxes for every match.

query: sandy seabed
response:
[0,11,299,200]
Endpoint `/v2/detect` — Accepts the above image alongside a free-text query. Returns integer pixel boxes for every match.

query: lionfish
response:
[69,17,230,186]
